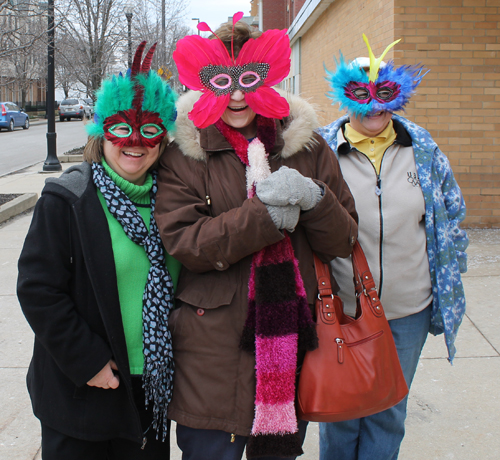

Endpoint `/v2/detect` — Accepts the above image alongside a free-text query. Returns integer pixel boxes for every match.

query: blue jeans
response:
[319,305,431,460]
[176,420,308,460]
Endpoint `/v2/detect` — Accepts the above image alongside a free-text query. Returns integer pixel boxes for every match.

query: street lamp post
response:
[124,6,133,68]
[43,0,61,172]
[192,18,200,35]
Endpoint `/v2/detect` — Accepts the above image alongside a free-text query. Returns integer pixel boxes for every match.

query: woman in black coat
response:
[17,42,180,460]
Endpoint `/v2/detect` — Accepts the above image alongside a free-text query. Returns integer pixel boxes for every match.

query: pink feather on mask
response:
[188,91,231,129]
[236,29,291,86]
[245,86,290,119]
[174,35,232,90]
[173,13,291,128]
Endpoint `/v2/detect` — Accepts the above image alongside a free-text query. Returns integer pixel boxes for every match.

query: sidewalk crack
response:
[466,313,500,356]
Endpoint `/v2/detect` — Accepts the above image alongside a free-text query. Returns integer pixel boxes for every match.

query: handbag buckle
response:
[318,293,334,301]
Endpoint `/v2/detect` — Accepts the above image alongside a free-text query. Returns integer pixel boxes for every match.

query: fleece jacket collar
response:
[336,117,413,156]
[174,89,320,162]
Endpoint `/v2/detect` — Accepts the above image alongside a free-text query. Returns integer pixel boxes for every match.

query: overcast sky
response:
[184,0,253,33]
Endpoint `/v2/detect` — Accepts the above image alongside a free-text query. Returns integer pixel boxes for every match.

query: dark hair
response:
[211,21,262,58]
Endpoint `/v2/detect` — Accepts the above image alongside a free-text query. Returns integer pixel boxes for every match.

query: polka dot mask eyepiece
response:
[200,63,270,96]
[325,34,428,118]
[173,12,291,128]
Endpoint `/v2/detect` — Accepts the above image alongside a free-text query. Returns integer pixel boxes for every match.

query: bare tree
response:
[129,0,189,91]
[0,0,48,107]
[0,0,47,60]
[54,32,75,99]
[54,0,127,99]
[54,0,189,99]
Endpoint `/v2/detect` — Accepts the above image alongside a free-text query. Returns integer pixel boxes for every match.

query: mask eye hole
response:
[210,74,231,90]
[377,87,394,100]
[352,87,370,100]
[239,71,261,88]
[108,123,132,137]
[141,123,164,139]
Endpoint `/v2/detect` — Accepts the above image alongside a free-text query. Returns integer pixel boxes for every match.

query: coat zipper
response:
[356,148,385,298]
[204,155,213,214]
[376,173,384,299]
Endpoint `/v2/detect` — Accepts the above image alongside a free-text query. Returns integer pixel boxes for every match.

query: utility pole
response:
[162,0,165,64]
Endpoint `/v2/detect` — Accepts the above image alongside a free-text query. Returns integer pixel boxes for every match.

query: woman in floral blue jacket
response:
[316,36,468,460]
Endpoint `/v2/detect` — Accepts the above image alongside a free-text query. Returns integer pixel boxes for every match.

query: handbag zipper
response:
[335,338,344,363]
[335,331,384,363]
[346,330,384,348]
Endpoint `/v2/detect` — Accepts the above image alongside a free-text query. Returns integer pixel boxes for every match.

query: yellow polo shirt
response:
[345,120,397,174]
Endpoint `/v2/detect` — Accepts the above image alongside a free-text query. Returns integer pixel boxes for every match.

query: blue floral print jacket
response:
[318,114,468,362]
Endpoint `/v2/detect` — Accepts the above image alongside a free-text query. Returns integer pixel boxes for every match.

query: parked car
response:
[0,102,29,131]
[84,98,94,116]
[58,98,91,121]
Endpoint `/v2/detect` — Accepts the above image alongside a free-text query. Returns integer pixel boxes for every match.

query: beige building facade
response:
[286,0,500,228]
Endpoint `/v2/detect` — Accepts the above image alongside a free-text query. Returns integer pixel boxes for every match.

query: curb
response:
[58,154,83,163]
[0,193,38,224]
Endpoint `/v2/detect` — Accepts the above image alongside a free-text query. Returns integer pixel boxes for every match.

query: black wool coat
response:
[17,163,143,443]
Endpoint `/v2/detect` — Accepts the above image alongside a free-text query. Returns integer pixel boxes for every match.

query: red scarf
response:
[215,116,318,458]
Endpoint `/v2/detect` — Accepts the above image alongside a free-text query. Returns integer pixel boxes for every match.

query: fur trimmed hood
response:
[173,89,320,161]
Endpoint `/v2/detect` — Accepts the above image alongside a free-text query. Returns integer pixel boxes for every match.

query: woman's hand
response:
[87,359,120,389]
[266,204,301,232]
[256,166,322,211]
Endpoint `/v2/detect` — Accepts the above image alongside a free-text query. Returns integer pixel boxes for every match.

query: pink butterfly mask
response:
[173,12,291,128]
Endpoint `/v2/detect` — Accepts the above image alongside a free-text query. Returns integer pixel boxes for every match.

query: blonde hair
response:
[83,135,170,171]
[211,21,262,58]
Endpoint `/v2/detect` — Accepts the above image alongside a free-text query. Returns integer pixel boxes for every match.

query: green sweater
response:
[98,160,181,374]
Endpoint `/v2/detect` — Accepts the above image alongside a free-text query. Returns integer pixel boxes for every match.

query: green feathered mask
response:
[86,41,177,148]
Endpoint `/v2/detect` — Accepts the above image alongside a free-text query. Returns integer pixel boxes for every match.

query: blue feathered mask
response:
[325,34,428,118]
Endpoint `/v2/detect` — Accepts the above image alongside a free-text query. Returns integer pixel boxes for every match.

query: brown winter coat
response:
[155,90,358,436]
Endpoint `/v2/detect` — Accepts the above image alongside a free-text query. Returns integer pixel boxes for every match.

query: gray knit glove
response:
[266,204,300,233]
[256,166,322,211]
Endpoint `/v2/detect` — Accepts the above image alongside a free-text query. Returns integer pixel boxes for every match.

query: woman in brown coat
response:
[155,15,357,460]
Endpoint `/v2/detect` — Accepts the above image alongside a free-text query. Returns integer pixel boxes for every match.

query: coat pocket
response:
[175,268,236,310]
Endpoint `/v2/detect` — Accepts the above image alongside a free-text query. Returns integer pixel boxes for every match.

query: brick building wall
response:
[394,0,500,227]
[293,0,307,17]
[299,0,396,123]
[262,0,287,30]
[297,0,500,227]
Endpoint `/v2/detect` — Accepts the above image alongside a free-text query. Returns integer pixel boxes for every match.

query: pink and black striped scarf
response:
[215,116,318,458]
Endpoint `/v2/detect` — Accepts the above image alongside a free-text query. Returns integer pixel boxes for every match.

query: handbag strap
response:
[313,253,338,324]
[351,242,383,317]
[313,253,332,298]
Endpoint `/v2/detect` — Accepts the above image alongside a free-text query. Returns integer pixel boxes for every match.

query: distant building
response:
[227,14,259,30]
[0,0,47,110]
[0,69,46,111]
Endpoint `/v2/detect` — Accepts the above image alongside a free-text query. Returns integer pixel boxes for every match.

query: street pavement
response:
[0,118,88,178]
[0,161,499,460]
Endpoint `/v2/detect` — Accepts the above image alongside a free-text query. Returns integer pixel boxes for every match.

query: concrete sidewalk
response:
[0,162,499,459]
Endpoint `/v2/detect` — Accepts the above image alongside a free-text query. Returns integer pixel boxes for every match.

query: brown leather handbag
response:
[297,241,408,422]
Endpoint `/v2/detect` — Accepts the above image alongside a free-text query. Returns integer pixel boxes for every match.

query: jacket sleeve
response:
[297,133,358,262]
[155,147,285,273]
[17,194,112,387]
[434,147,469,273]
